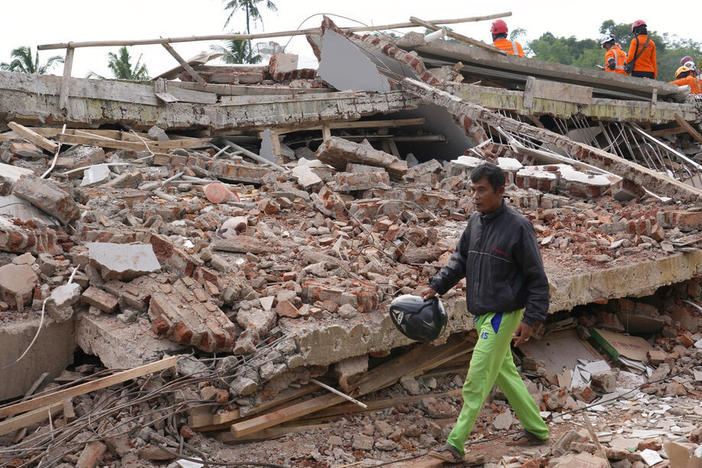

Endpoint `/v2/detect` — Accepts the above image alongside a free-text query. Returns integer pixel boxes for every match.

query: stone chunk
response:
[0,263,38,312]
[76,441,106,468]
[10,141,43,158]
[81,286,119,313]
[13,174,80,224]
[47,282,82,321]
[80,164,111,187]
[292,164,322,190]
[316,137,407,179]
[88,242,161,280]
[334,171,390,192]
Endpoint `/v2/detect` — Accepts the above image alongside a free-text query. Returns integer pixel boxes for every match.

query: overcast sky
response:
[2,1,701,78]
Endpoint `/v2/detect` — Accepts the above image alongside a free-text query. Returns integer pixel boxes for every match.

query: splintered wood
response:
[212,335,473,440]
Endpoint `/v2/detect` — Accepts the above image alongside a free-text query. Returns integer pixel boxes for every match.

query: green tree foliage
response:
[211,38,262,64]
[0,46,63,74]
[88,47,149,80]
[527,20,702,81]
[223,0,277,32]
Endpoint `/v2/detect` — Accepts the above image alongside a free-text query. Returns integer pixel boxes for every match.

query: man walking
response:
[425,162,549,463]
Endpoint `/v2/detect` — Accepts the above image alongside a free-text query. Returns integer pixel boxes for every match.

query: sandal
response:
[428,443,464,463]
[507,430,549,446]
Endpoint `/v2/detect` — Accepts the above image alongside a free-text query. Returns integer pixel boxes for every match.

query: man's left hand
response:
[512,322,533,346]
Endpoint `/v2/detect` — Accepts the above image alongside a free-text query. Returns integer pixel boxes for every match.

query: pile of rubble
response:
[1,12,702,468]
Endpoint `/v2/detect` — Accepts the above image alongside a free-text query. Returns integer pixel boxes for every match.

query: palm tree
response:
[0,46,63,74]
[88,46,149,80]
[211,37,262,64]
[223,0,277,33]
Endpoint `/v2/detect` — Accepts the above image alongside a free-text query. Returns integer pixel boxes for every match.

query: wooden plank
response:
[218,422,333,443]
[162,43,206,85]
[0,403,63,436]
[62,399,76,423]
[59,47,74,109]
[38,13,512,50]
[273,117,426,135]
[231,392,345,437]
[232,335,471,437]
[0,355,178,419]
[7,122,58,153]
[322,124,331,141]
[650,126,687,137]
[170,81,334,96]
[57,133,210,151]
[674,113,702,144]
[409,16,507,56]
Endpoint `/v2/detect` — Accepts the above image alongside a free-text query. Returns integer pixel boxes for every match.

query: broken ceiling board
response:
[447,82,698,123]
[518,329,603,375]
[590,328,651,362]
[524,76,592,107]
[154,50,225,81]
[318,29,392,93]
[0,70,217,106]
[400,38,687,101]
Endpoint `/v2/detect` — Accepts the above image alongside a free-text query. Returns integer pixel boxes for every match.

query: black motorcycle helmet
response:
[389,295,447,342]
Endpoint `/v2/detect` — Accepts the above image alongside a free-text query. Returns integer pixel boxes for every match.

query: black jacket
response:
[429,201,549,326]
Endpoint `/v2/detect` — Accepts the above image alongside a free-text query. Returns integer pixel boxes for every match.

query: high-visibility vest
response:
[493,38,525,57]
[670,75,702,94]
[627,35,657,78]
[604,45,627,75]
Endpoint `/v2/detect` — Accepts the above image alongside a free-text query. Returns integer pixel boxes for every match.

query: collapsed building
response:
[0,13,702,467]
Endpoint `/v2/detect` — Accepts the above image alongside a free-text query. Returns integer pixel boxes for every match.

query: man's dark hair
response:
[470,162,505,192]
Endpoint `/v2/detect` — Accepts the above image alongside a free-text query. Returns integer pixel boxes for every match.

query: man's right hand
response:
[422,288,438,301]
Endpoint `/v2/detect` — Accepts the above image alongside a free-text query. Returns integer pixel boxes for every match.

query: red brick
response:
[276,299,300,318]
[81,286,119,313]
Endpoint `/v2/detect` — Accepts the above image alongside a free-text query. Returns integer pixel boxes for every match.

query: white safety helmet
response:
[600,35,615,47]
[684,60,696,71]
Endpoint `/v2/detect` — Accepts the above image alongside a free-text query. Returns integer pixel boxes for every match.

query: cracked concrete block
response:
[47,282,82,321]
[229,376,258,397]
[88,242,161,281]
[316,137,407,179]
[80,164,111,187]
[269,53,299,81]
[292,164,322,190]
[0,263,38,312]
[12,174,80,224]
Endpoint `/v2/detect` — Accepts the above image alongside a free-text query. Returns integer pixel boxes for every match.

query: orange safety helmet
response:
[491,19,508,35]
[631,19,647,32]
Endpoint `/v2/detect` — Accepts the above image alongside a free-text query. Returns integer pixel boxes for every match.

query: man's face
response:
[471,177,504,214]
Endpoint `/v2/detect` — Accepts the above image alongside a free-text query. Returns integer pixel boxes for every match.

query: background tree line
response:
[522,19,702,81]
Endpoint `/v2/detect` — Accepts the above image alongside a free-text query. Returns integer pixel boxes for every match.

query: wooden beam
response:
[409,16,507,56]
[0,403,63,436]
[0,355,178,419]
[231,336,471,437]
[7,122,59,153]
[38,13,512,50]
[674,113,702,144]
[57,133,210,151]
[273,117,427,135]
[59,47,75,109]
[650,126,687,137]
[162,43,206,85]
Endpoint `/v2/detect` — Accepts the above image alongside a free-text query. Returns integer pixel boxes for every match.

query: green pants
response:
[447,310,548,455]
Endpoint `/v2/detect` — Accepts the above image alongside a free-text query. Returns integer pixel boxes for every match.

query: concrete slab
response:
[87,242,161,280]
[318,29,391,93]
[0,194,58,226]
[75,312,183,369]
[0,317,75,400]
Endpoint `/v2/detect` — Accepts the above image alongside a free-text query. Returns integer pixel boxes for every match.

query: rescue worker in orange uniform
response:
[626,20,657,79]
[600,35,627,75]
[490,20,525,57]
[669,66,702,94]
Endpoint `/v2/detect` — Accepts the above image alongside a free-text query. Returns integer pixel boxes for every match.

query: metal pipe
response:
[632,124,702,171]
